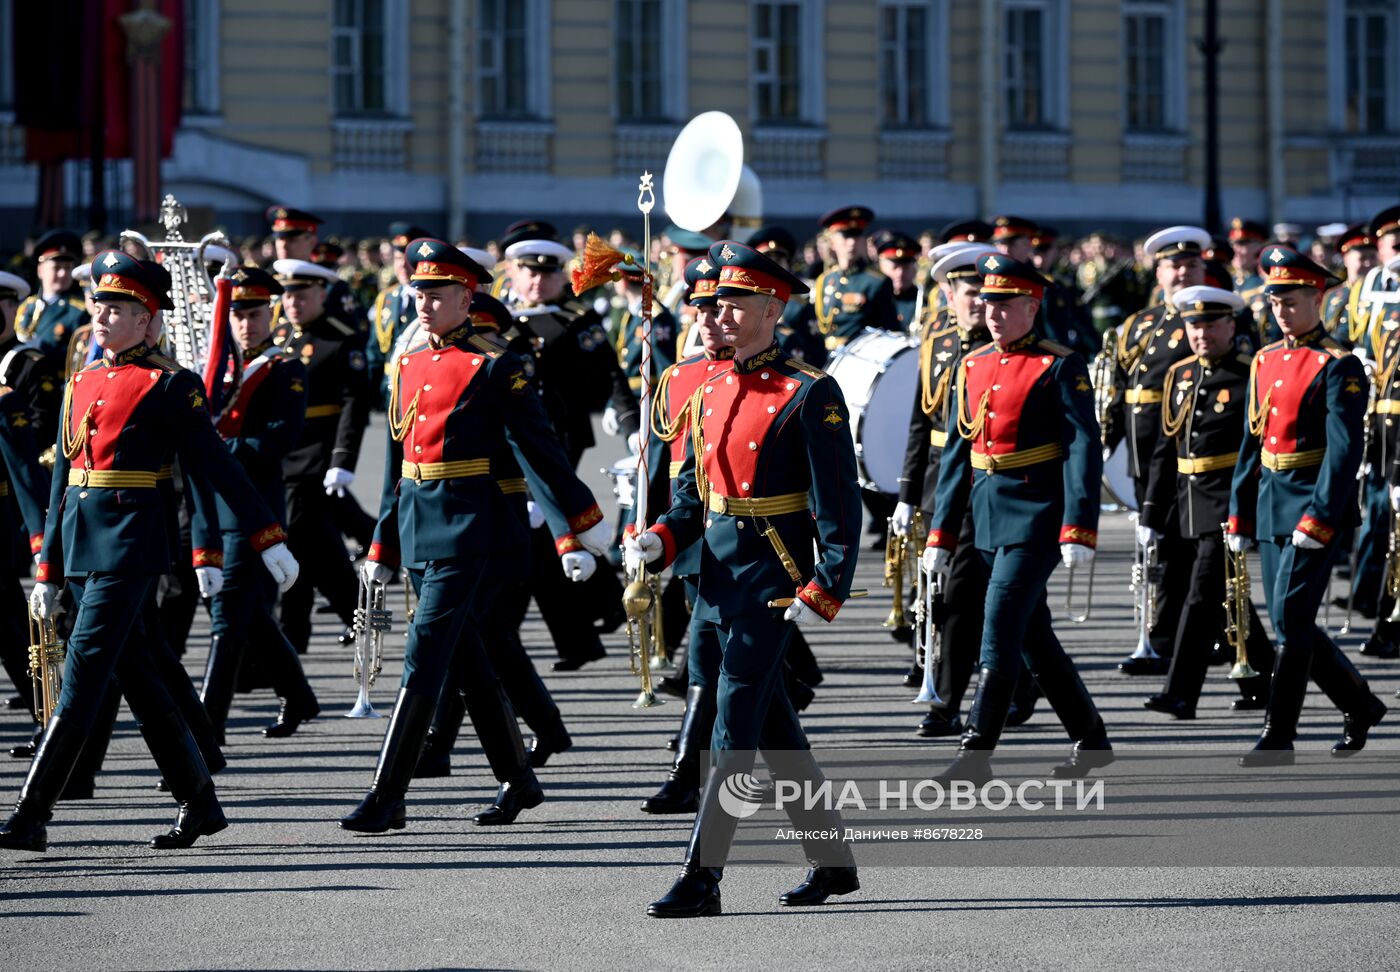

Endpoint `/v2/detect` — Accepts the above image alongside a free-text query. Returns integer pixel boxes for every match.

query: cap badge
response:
[417,242,434,257]
[985,256,1001,270]
[1269,248,1286,263]
[720,245,736,262]
[102,253,119,268]
[697,259,712,273]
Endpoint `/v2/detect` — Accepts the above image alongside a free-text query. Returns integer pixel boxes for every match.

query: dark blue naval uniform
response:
[927,332,1108,758]
[201,341,318,738]
[1228,325,1382,747]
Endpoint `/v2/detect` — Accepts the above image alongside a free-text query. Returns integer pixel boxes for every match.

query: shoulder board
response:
[787,293,810,307]
[468,334,505,357]
[1260,338,1286,354]
[1235,351,1255,367]
[928,323,960,342]
[146,353,183,373]
[785,357,827,379]
[324,316,357,338]
[1166,355,1196,377]
[67,296,85,310]
[16,295,36,311]
[1122,308,1148,329]
[1037,339,1072,357]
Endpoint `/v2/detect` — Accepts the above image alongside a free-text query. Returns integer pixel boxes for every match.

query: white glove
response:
[28,582,56,620]
[601,406,620,436]
[890,502,914,535]
[1291,529,1325,550]
[624,531,663,572]
[526,500,546,529]
[921,546,951,575]
[323,466,355,497]
[1225,533,1254,553]
[1102,446,1113,463]
[575,519,614,557]
[1391,485,1400,513]
[1135,524,1161,546]
[260,542,302,592]
[1362,462,1374,478]
[784,599,819,625]
[195,566,224,599]
[1061,543,1095,567]
[561,550,596,583]
[361,560,395,587]
[626,431,640,456]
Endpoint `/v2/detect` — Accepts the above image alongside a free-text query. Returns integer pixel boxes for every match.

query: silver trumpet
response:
[1126,518,1161,662]
[912,560,945,705]
[346,574,390,718]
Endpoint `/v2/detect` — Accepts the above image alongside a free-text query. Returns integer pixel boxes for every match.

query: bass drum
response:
[824,328,919,494]
[1102,440,1137,511]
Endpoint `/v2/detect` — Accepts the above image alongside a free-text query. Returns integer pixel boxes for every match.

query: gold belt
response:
[68,469,159,488]
[970,442,1064,473]
[668,461,683,478]
[1261,447,1325,471]
[1375,400,1400,415]
[1177,453,1239,474]
[305,403,343,419]
[1124,388,1164,405]
[497,477,527,495]
[156,463,174,482]
[706,492,809,517]
[401,458,492,482]
[0,482,9,497]
[930,429,949,447]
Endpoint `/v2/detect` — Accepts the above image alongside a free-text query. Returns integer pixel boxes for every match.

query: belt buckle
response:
[410,463,422,484]
[716,496,730,515]
[74,468,88,487]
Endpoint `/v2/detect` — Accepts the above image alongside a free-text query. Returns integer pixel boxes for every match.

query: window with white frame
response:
[1123,0,1182,133]
[183,0,220,117]
[752,1,805,124]
[1003,0,1064,131]
[1343,0,1397,133]
[479,0,551,120]
[879,0,948,130]
[616,0,663,121]
[333,0,391,116]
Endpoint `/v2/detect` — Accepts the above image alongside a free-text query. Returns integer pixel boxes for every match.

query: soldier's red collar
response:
[428,324,473,349]
[102,343,154,367]
[735,342,783,373]
[1283,325,1325,349]
[705,346,737,362]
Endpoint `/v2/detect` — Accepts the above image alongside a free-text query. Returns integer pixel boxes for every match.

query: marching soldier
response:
[1324,224,1377,347]
[747,226,818,362]
[1227,218,1271,340]
[14,230,86,364]
[659,225,715,321]
[342,239,611,833]
[629,240,862,918]
[266,206,364,328]
[603,249,678,439]
[922,253,1112,782]
[1104,225,1211,676]
[1227,246,1387,765]
[270,258,373,653]
[873,231,922,332]
[802,206,898,364]
[0,251,301,852]
[891,243,1013,735]
[367,223,434,407]
[1139,285,1275,717]
[200,267,320,741]
[991,216,1093,356]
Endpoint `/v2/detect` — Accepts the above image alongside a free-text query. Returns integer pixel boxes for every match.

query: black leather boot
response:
[199,635,238,742]
[415,687,466,779]
[1333,695,1387,756]
[779,866,861,906]
[139,710,227,849]
[1240,646,1307,767]
[0,713,89,852]
[642,685,715,814]
[1027,644,1113,777]
[1051,719,1115,778]
[9,724,42,760]
[916,708,963,738]
[466,680,543,825]
[1004,668,1040,727]
[770,750,858,906]
[934,667,1017,784]
[62,686,121,801]
[647,775,732,918]
[261,631,320,738]
[341,687,435,832]
[499,660,571,767]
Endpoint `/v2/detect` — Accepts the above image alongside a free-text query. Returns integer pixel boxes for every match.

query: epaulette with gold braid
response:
[146,353,182,373]
[1236,350,1254,367]
[1318,335,1349,359]
[469,334,505,357]
[785,357,826,379]
[1037,339,1072,357]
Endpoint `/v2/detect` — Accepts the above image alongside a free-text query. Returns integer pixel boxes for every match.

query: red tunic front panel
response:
[1252,343,1330,453]
[666,357,733,464]
[960,345,1058,456]
[395,344,488,464]
[698,365,802,496]
[67,362,165,470]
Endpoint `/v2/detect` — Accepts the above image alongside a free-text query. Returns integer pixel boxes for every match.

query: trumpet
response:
[623,565,666,709]
[883,511,922,629]
[1090,327,1118,445]
[1384,507,1400,624]
[912,559,945,705]
[1126,517,1161,662]
[346,573,390,719]
[1221,523,1258,680]
[27,609,65,730]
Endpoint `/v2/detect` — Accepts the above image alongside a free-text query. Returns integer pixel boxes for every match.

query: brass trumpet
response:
[882,512,921,629]
[346,574,390,719]
[1221,523,1258,680]
[27,609,65,729]
[1383,508,1400,624]
[623,566,666,709]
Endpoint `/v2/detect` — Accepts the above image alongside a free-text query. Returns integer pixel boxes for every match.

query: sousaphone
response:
[662,111,763,242]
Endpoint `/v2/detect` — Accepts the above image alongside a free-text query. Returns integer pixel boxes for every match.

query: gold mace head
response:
[622,579,654,620]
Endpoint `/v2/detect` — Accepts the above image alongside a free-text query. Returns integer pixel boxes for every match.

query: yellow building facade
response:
[0,0,1395,241]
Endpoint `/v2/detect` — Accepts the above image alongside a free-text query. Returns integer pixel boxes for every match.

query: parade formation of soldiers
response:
[1,197,1399,920]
